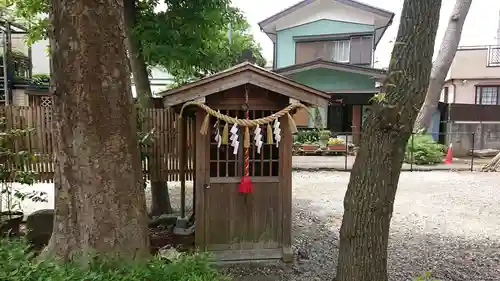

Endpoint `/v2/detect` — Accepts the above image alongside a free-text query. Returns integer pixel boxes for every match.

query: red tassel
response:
[238,176,253,193]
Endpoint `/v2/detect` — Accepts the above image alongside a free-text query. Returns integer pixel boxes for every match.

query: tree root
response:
[481,152,500,172]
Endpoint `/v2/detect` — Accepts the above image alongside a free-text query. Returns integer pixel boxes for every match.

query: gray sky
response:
[232,0,500,68]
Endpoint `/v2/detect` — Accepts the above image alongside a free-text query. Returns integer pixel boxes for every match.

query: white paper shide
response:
[273,119,281,148]
[213,120,222,148]
[230,123,239,155]
[254,126,263,154]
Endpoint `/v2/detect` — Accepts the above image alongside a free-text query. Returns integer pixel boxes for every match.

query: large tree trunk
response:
[413,0,472,131]
[335,1,441,280]
[44,0,150,261]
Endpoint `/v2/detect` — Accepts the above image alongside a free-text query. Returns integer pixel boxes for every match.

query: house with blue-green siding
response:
[258,0,394,144]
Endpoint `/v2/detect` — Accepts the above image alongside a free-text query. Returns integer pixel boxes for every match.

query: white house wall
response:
[26,39,174,97]
[31,39,51,75]
[274,0,379,31]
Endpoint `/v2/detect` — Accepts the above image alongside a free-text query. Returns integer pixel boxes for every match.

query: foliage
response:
[30,73,50,85]
[313,107,324,128]
[2,0,266,84]
[0,238,230,281]
[0,117,46,212]
[296,130,319,144]
[405,133,445,165]
[328,137,345,145]
[0,0,49,45]
[136,2,265,84]
[7,50,31,77]
[318,130,331,142]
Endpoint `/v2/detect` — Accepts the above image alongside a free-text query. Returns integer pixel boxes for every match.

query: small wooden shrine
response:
[161,62,329,262]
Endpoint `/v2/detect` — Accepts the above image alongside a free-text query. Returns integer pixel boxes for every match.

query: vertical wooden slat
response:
[195,107,209,250]
[184,116,189,179]
[152,108,156,181]
[160,108,166,182]
[34,106,41,177]
[251,110,256,176]
[39,106,45,177]
[165,109,169,181]
[191,114,196,214]
[279,115,293,261]
[175,113,179,182]
[269,110,273,177]
[170,110,174,181]
[1,103,198,184]
[260,110,265,176]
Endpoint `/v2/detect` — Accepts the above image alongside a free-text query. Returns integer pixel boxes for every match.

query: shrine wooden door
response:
[202,110,284,261]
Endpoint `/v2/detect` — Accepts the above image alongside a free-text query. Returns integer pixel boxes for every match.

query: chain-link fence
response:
[292,130,498,172]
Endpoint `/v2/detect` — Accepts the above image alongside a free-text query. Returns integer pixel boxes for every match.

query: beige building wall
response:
[443,79,500,104]
[12,89,28,106]
[443,46,500,104]
[449,47,500,80]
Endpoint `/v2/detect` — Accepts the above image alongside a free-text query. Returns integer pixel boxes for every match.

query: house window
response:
[487,46,500,66]
[443,87,449,103]
[329,40,350,63]
[476,86,499,105]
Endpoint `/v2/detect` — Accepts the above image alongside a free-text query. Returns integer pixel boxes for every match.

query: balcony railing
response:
[487,46,500,66]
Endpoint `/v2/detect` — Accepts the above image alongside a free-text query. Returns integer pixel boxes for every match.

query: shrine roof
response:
[159,62,330,108]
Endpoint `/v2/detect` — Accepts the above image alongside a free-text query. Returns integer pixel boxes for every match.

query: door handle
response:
[204,184,210,189]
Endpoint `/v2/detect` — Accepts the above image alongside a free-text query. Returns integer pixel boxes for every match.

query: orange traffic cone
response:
[443,143,453,164]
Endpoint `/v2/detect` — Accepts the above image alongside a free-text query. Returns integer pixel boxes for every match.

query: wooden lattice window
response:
[209,110,280,178]
[40,96,52,124]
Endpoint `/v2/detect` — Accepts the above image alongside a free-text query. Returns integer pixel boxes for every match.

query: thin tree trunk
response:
[150,181,173,216]
[123,0,152,103]
[123,0,172,215]
[481,151,500,171]
[335,1,441,280]
[43,0,149,261]
[414,0,472,131]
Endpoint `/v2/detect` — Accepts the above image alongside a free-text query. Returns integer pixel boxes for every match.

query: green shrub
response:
[296,130,319,144]
[0,239,230,281]
[405,134,445,165]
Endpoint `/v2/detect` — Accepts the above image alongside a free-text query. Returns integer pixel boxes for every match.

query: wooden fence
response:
[0,106,194,183]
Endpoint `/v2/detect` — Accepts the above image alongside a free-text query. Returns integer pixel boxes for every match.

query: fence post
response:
[471,132,475,172]
[344,134,348,171]
[410,132,414,172]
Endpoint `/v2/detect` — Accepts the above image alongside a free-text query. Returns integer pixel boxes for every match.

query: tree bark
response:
[150,181,173,216]
[123,0,152,103]
[481,152,500,172]
[335,1,442,281]
[413,0,472,131]
[44,0,149,261]
[123,0,172,215]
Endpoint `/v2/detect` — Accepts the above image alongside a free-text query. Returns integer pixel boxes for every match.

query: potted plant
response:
[301,142,320,152]
[318,130,331,147]
[0,117,46,237]
[327,137,346,151]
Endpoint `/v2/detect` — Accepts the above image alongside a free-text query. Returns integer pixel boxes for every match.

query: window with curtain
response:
[329,40,350,63]
[476,86,499,105]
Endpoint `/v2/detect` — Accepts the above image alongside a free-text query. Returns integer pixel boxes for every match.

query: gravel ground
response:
[166,171,500,281]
